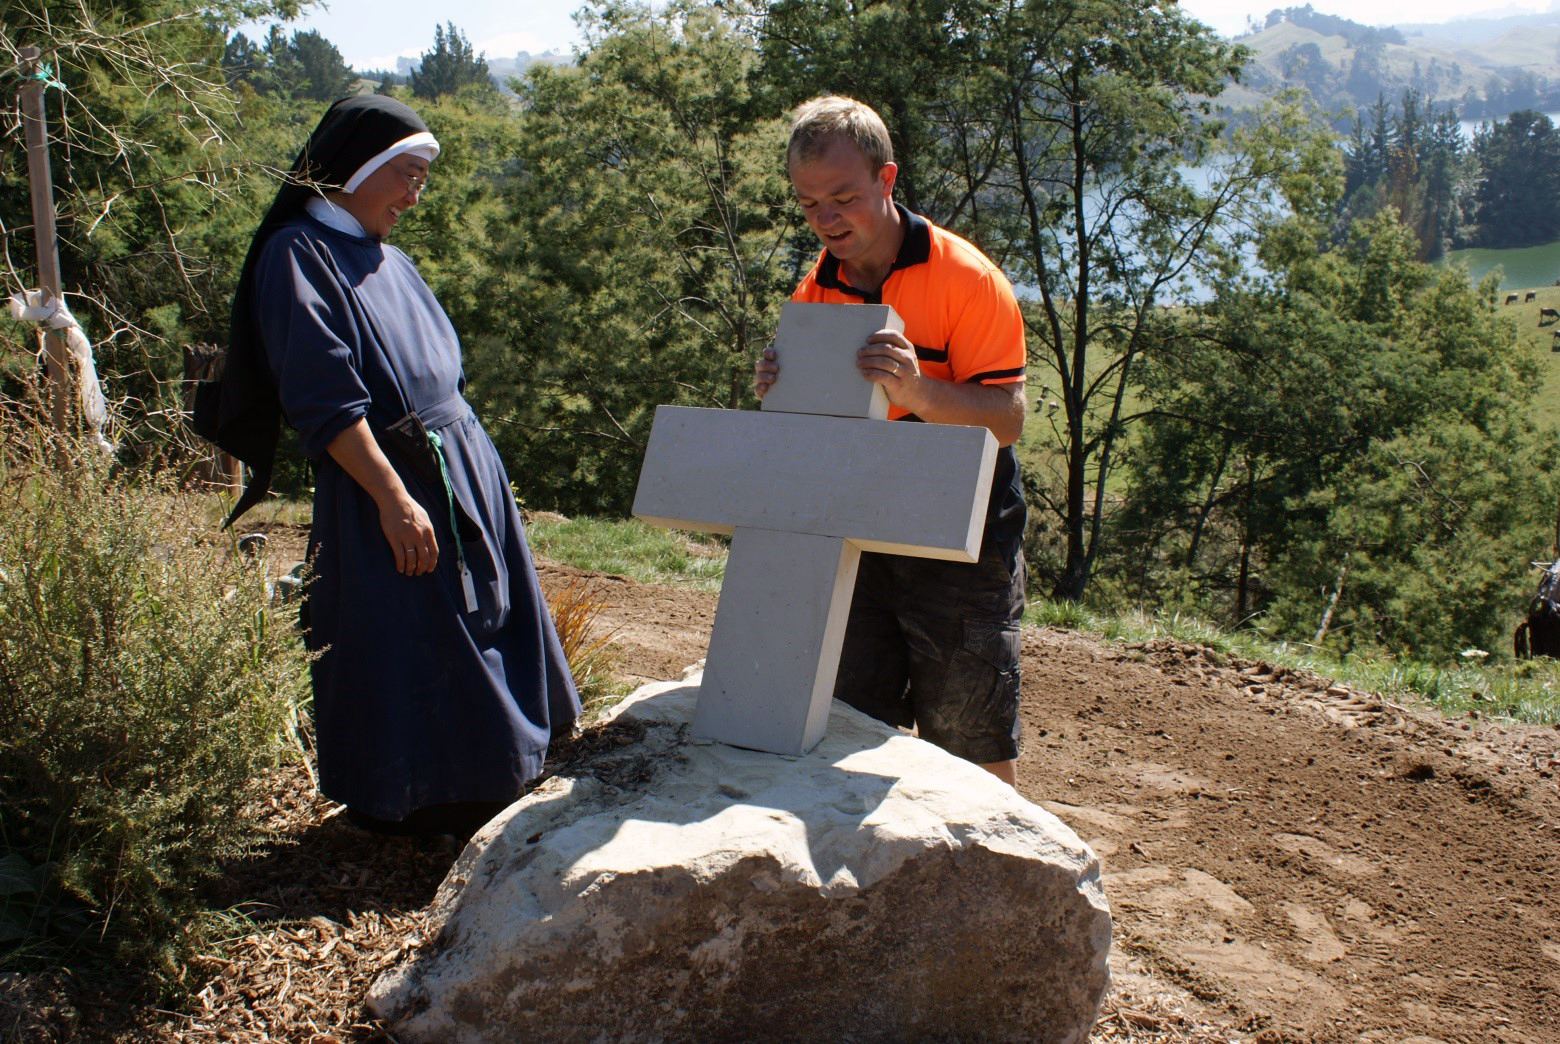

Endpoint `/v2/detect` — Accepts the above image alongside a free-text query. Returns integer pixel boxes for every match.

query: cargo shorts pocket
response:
[945,618,1022,739]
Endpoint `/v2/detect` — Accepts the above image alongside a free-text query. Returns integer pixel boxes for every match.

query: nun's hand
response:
[381,495,440,576]
[323,419,442,577]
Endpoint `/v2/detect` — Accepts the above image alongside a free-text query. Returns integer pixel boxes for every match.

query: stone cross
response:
[632,302,997,756]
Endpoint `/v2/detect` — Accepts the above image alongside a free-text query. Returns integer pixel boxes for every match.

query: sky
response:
[264,1,1559,71]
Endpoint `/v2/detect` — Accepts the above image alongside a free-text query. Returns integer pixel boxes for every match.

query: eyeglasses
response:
[395,164,429,197]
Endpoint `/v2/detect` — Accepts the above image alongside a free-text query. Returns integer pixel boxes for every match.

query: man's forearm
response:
[907,380,1026,447]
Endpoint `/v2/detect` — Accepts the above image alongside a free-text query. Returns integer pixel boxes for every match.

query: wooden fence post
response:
[19,46,73,436]
[182,343,242,493]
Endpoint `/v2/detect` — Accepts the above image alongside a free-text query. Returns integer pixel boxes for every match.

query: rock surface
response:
[369,673,1112,1042]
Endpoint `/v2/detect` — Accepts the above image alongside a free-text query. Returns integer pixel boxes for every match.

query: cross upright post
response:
[633,302,997,756]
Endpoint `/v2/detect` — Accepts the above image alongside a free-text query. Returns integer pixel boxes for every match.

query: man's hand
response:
[859,328,1026,446]
[753,346,779,399]
[857,328,924,412]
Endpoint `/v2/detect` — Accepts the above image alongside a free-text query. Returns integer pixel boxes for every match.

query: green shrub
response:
[0,438,311,990]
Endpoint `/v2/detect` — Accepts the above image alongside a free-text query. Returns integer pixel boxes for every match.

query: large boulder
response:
[369,673,1111,1042]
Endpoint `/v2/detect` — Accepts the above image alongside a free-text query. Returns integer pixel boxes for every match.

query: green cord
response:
[23,62,64,90]
[427,430,469,579]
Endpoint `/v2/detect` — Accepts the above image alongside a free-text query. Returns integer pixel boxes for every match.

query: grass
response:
[524,513,727,590]
[1026,596,1560,727]
[517,516,1560,729]
[251,499,1560,730]
[544,574,630,721]
[1491,283,1560,435]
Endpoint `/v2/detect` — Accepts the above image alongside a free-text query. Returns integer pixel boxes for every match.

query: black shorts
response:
[831,540,1025,764]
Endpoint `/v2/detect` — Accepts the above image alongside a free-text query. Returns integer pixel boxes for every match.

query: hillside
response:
[1221,13,1560,120]
[1458,23,1560,74]
[1402,7,1560,47]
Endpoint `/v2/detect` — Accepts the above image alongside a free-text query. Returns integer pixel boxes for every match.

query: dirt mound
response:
[1018,630,1560,1041]
[7,563,1559,1041]
[577,568,1560,1042]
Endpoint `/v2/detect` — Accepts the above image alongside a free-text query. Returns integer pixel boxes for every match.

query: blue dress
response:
[254,214,580,821]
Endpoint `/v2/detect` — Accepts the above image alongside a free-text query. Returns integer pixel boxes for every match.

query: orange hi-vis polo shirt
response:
[791,204,1026,422]
[791,205,1028,551]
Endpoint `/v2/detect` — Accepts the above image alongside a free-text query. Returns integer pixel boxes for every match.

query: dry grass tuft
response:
[545,574,622,717]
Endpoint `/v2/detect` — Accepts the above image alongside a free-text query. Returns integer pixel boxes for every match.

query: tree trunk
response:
[1186,433,1232,572]
[1314,554,1350,647]
[1235,541,1251,624]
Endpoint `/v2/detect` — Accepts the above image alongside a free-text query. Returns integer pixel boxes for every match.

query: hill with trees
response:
[1223,4,1560,121]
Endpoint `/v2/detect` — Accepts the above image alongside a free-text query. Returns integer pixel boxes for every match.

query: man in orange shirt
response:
[755,95,1028,786]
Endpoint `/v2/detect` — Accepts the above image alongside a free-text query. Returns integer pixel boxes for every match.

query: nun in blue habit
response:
[217,95,580,838]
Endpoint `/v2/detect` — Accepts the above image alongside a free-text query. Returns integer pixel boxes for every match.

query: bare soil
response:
[6,553,1560,1042]
[584,566,1560,1042]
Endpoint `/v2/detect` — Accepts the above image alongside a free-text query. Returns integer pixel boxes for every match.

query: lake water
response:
[1440,241,1560,293]
[1456,112,1560,143]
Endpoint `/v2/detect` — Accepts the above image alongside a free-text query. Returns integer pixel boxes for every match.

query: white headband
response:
[342,132,440,193]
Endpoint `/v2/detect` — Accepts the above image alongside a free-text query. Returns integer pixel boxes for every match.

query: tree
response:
[292,29,357,100]
[1121,207,1552,658]
[410,23,493,100]
[1417,106,1466,255]
[1471,109,1560,248]
[223,27,356,101]
[465,1,795,514]
[1338,91,1467,260]
[1,0,307,455]
[758,0,1332,602]
[1343,35,1385,103]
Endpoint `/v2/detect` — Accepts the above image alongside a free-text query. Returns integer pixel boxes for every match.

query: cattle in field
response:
[1542,307,1560,324]
[1506,293,1519,304]
[1526,291,1538,302]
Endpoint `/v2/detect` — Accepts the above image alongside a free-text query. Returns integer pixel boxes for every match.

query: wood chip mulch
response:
[1,754,458,1042]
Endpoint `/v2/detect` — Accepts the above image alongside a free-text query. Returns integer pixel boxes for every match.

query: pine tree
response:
[1472,110,1560,247]
[410,23,494,99]
[222,27,356,101]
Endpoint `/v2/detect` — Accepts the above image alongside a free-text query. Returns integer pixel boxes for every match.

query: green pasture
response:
[1493,284,1560,434]
[524,513,727,590]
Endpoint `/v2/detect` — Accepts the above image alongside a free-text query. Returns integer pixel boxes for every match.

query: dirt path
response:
[574,565,1560,1042]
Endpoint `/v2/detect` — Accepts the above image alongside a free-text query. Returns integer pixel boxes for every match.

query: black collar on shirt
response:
[813,204,931,304]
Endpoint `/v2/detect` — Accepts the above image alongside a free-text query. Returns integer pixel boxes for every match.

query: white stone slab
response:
[632,405,995,562]
[760,302,898,420]
[693,528,861,755]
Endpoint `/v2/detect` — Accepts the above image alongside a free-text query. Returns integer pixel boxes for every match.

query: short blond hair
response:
[787,95,894,172]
